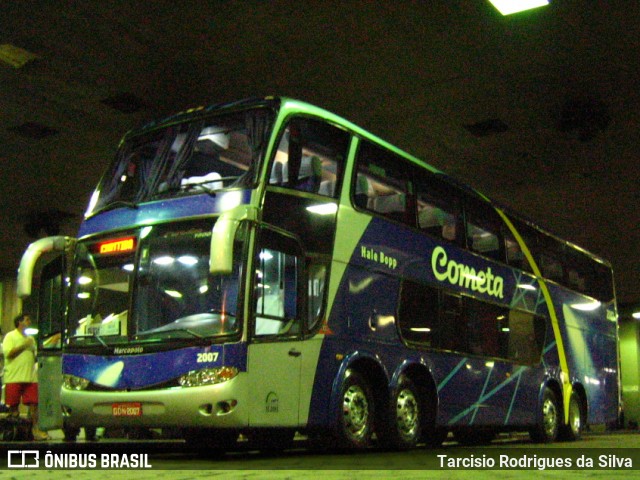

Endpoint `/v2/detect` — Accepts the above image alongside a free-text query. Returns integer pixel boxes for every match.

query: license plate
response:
[112,402,142,417]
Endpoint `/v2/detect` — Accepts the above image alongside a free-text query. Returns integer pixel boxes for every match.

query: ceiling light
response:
[489,0,549,16]
[633,311,640,320]
[178,255,199,266]
[0,44,38,68]
[153,256,175,266]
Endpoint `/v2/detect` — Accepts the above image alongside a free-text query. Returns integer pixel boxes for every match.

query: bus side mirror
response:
[17,236,74,299]
[210,205,257,274]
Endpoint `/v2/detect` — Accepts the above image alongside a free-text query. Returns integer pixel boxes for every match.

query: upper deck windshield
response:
[87,107,273,215]
[67,220,244,345]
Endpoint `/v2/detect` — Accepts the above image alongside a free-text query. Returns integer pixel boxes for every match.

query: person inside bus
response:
[2,314,50,441]
[180,130,234,189]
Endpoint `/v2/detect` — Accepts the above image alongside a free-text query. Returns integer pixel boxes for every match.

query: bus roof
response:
[123,96,611,268]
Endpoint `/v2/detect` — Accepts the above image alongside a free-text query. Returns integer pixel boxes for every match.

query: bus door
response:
[35,254,66,431]
[246,228,306,427]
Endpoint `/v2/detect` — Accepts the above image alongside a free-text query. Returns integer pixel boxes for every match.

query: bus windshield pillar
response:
[210,205,257,274]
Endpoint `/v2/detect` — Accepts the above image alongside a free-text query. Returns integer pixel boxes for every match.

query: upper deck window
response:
[354,141,413,224]
[89,108,273,215]
[413,172,461,244]
[268,117,349,198]
[464,198,505,262]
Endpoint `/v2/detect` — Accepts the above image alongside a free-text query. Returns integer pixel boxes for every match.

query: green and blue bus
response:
[19,97,619,449]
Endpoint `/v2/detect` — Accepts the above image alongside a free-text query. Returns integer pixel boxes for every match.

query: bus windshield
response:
[87,107,273,215]
[67,220,244,344]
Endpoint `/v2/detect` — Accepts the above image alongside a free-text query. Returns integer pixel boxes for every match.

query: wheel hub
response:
[343,385,369,438]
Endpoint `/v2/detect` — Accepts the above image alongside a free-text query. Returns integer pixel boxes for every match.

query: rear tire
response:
[379,376,422,450]
[336,370,374,449]
[529,387,560,443]
[559,391,584,441]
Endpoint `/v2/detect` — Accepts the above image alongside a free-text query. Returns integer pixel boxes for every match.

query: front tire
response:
[336,370,374,449]
[530,387,560,443]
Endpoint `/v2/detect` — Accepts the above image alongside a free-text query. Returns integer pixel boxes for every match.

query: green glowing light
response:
[489,0,549,15]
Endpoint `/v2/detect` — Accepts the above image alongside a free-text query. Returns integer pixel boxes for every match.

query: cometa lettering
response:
[431,246,504,299]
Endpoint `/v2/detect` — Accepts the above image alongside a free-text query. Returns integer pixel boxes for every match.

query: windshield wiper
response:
[136,328,205,340]
[89,200,138,217]
[180,182,217,197]
[93,331,110,350]
[154,176,245,199]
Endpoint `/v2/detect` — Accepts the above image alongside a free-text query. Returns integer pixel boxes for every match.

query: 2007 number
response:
[197,352,219,363]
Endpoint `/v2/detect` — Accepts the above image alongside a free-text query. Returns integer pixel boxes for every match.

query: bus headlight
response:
[63,374,91,391]
[179,366,239,387]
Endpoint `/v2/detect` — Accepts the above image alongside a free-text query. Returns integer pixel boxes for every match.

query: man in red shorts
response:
[2,313,49,440]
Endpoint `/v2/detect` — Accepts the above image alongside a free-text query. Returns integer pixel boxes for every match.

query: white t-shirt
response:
[2,329,37,383]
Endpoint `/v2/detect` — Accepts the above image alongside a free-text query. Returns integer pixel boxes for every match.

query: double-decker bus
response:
[18,97,619,449]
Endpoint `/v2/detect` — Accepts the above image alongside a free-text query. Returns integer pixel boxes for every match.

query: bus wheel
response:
[530,387,560,443]
[336,370,374,449]
[559,391,584,441]
[379,376,421,450]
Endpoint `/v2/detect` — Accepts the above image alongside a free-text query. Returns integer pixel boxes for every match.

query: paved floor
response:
[1,429,639,478]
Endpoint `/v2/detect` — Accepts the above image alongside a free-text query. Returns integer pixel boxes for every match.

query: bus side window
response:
[413,173,461,244]
[269,118,349,198]
[354,140,413,226]
[507,310,545,364]
[398,280,439,346]
[308,262,327,332]
[438,292,464,352]
[465,297,508,358]
[465,199,504,262]
[253,229,304,338]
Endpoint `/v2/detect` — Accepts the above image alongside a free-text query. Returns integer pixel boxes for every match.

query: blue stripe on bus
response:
[63,342,247,390]
[448,367,526,425]
[505,367,525,425]
[437,358,468,392]
[79,190,252,237]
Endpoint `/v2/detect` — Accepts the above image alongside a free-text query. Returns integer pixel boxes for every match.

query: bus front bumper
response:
[60,377,248,429]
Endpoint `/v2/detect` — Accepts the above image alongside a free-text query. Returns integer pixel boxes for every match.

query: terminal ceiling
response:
[0,1,638,307]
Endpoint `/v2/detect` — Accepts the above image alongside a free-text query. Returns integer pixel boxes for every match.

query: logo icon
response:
[7,450,40,468]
